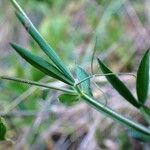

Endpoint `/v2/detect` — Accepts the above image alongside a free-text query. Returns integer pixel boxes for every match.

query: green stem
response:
[1,76,75,94]
[10,0,28,18]
[81,92,150,136]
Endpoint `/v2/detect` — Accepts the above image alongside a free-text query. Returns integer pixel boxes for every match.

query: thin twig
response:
[92,81,108,106]
[1,76,75,93]
[2,77,49,114]
[76,72,136,86]
[91,36,97,75]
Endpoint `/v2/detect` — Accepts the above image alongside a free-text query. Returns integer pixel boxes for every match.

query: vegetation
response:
[0,0,150,149]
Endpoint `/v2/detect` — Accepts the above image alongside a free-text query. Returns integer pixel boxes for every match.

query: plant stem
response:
[10,0,28,18]
[81,92,150,136]
[0,76,75,94]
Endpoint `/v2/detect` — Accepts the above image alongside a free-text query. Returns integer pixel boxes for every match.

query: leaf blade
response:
[76,66,93,96]
[58,93,80,106]
[97,58,140,108]
[136,49,150,104]
[11,43,73,85]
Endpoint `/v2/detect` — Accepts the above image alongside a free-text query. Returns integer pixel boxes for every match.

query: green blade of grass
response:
[97,58,140,108]
[15,11,74,84]
[11,43,73,85]
[76,66,93,96]
[136,49,150,104]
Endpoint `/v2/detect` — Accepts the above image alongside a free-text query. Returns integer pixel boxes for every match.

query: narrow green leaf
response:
[128,129,150,142]
[0,117,7,141]
[97,58,140,108]
[58,93,80,106]
[141,106,150,124]
[136,49,150,104]
[76,66,93,96]
[15,11,75,83]
[11,43,73,85]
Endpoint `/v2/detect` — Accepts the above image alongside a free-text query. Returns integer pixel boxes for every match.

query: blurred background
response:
[0,0,150,149]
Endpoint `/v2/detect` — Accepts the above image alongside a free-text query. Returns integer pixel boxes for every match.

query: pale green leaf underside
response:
[128,129,150,142]
[76,66,93,96]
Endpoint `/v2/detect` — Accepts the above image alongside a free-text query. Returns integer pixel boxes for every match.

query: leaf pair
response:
[11,43,73,85]
[97,49,150,108]
[10,1,75,85]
